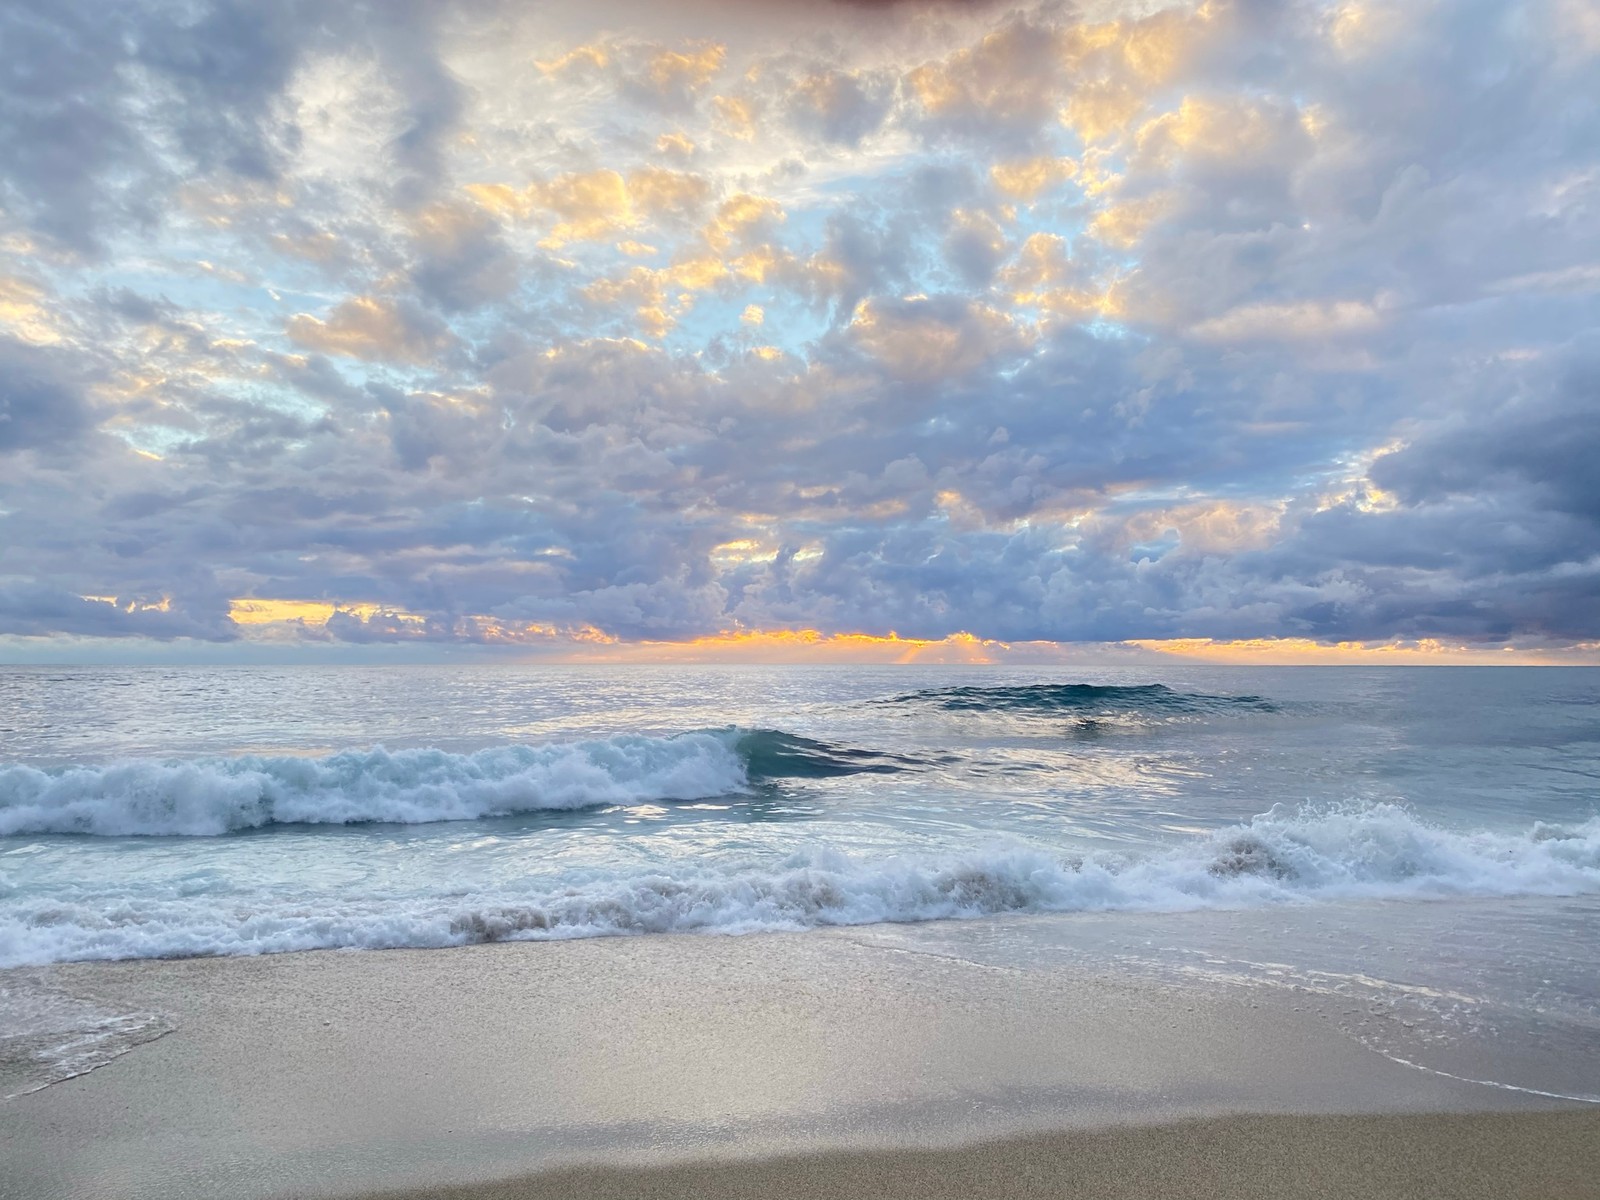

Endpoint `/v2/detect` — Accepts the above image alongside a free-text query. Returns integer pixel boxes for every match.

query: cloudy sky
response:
[2,0,1598,663]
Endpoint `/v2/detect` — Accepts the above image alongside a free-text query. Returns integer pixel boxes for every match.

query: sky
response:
[1,0,1598,664]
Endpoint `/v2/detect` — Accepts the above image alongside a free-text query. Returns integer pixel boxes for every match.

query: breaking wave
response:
[890,682,1278,717]
[0,729,911,838]
[4,804,1597,966]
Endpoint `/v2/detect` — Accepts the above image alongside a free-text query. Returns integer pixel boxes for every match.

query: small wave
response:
[736,729,921,779]
[5,805,1597,966]
[888,682,1277,718]
[0,728,913,838]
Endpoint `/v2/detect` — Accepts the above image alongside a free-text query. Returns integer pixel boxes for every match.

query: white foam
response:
[2,804,1597,966]
[0,979,172,1098]
[0,734,750,837]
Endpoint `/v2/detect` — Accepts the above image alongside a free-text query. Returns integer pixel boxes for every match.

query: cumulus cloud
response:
[0,584,235,641]
[0,0,1595,656]
[0,338,93,453]
[286,296,456,363]
[843,294,1028,381]
[785,67,897,146]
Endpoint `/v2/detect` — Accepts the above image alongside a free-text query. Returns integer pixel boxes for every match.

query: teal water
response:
[3,664,1598,1100]
[0,664,1595,960]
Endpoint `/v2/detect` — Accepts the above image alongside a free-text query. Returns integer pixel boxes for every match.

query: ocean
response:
[2,664,1598,1102]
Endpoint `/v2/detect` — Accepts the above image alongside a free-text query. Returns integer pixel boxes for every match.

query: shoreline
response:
[3,920,1595,1199]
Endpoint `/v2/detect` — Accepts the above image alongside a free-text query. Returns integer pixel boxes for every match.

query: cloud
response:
[623,41,727,112]
[990,156,1077,201]
[468,167,713,247]
[408,201,518,311]
[1365,336,1600,550]
[0,338,93,453]
[286,296,455,363]
[0,0,470,255]
[0,0,1595,658]
[907,15,1065,146]
[785,68,897,146]
[0,276,66,346]
[0,584,234,641]
[943,208,1008,286]
[1190,298,1383,343]
[844,294,1028,380]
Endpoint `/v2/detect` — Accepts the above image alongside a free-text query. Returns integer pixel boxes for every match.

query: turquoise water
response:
[4,664,1599,1100]
[1,665,1595,965]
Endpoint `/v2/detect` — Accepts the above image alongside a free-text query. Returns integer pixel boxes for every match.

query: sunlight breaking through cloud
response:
[0,0,1596,660]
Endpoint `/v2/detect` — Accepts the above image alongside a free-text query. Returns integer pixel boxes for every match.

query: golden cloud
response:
[1062,80,1147,144]
[648,42,726,92]
[990,156,1078,201]
[0,275,63,346]
[467,167,712,247]
[535,44,609,74]
[704,193,785,253]
[1000,233,1120,321]
[908,19,1062,127]
[1088,192,1172,247]
[849,296,1029,381]
[285,296,452,363]
[229,599,420,626]
[712,94,760,141]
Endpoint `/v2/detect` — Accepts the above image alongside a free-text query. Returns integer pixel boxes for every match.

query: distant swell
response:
[4,805,1597,966]
[0,729,906,838]
[891,682,1277,716]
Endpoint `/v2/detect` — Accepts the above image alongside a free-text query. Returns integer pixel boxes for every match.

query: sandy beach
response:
[4,914,1596,1200]
[366,1113,1600,1200]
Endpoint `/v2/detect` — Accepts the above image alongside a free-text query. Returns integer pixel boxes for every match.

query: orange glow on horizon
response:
[579,628,1008,664]
[573,632,1597,665]
[1125,637,1596,665]
[212,599,1599,664]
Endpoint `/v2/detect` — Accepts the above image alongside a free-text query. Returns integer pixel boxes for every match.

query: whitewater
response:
[2,665,1598,974]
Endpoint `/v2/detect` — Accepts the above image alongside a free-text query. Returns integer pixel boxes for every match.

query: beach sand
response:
[368,1112,1600,1200]
[3,917,1595,1199]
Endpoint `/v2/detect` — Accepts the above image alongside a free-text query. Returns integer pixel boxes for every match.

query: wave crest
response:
[0,735,748,837]
[5,805,1596,965]
[0,728,922,838]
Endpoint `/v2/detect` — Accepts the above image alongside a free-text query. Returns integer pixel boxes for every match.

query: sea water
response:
[2,665,1597,1098]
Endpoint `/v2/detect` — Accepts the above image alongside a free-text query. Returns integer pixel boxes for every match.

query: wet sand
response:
[369,1112,1600,1200]
[2,921,1593,1199]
